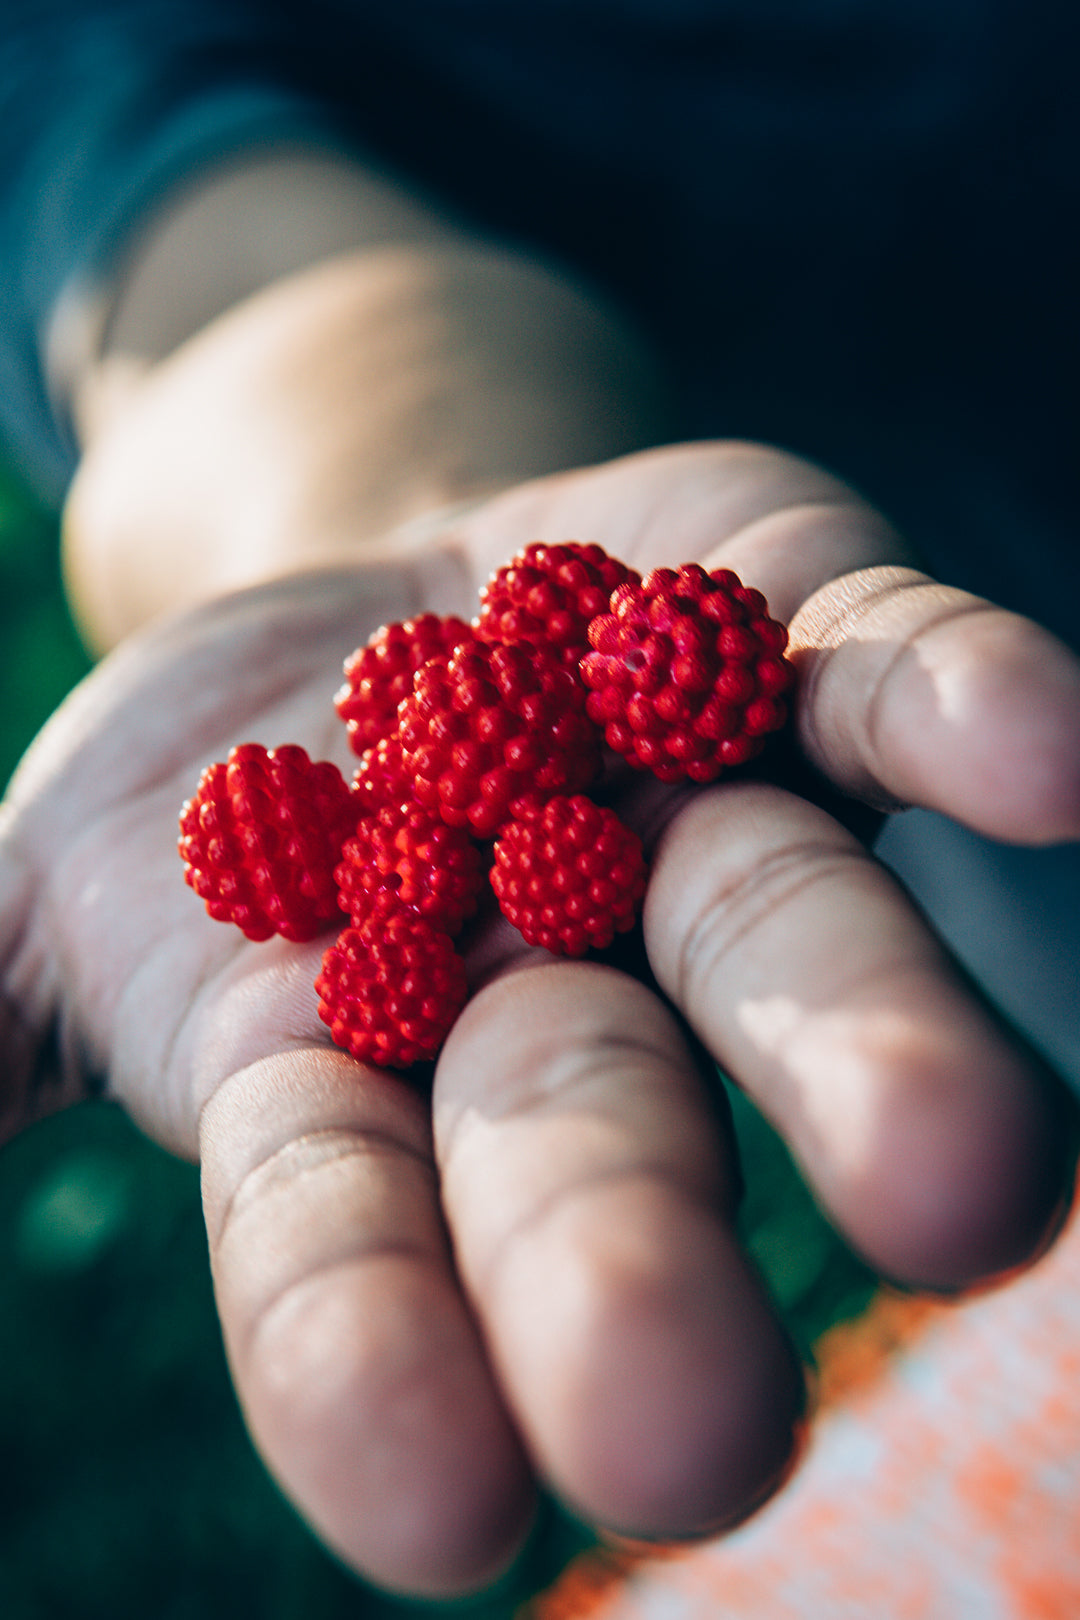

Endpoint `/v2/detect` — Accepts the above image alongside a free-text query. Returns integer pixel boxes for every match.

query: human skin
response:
[2,154,1078,1596]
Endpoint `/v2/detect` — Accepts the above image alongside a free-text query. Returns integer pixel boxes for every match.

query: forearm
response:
[60,150,672,652]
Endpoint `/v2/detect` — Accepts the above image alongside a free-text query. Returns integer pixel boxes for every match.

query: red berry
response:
[179,743,359,942]
[351,732,415,815]
[580,564,792,783]
[475,542,640,669]
[491,794,647,956]
[315,897,468,1067]
[398,640,602,837]
[335,614,476,756]
[336,801,485,935]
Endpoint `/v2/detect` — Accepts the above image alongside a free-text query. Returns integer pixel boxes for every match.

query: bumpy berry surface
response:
[491,794,647,956]
[398,640,601,837]
[178,743,359,942]
[315,896,468,1067]
[580,564,792,783]
[336,801,485,935]
[335,614,476,756]
[475,542,640,669]
[351,732,415,815]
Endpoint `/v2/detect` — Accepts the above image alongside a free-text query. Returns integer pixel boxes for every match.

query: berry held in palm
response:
[580,564,792,783]
[178,541,793,1068]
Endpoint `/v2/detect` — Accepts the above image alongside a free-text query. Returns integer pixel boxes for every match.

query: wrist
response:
[59,146,469,448]
[62,224,671,651]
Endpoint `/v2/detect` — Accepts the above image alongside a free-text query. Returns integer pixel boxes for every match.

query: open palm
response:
[2,442,1076,1596]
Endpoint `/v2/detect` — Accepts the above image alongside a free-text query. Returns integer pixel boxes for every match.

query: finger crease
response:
[674,841,868,1009]
[708,495,867,565]
[212,1125,436,1252]
[457,1029,685,1132]
[794,574,996,781]
[474,1159,714,1304]
[862,600,1001,780]
[244,1245,450,1370]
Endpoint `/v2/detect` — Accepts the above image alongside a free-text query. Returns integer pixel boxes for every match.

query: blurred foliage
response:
[0,461,876,1617]
[724,1080,878,1360]
[0,466,93,789]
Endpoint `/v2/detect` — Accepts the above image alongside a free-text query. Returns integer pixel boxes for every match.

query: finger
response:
[787,567,1080,844]
[643,782,1076,1292]
[433,958,806,1539]
[452,443,1080,844]
[198,1033,535,1597]
[456,440,911,620]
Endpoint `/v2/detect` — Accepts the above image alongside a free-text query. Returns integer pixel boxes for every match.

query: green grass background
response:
[0,461,877,1618]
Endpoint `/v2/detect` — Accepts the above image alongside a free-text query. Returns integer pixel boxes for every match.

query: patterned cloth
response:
[528,1184,1080,1619]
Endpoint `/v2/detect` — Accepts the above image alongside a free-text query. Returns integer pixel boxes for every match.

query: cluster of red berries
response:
[178,542,793,1069]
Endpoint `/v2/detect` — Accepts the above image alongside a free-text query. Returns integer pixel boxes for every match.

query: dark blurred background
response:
[0,458,877,1618]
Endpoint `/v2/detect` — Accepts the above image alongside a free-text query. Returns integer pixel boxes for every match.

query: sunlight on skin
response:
[789,568,1080,843]
[644,781,1074,1290]
[735,993,884,1178]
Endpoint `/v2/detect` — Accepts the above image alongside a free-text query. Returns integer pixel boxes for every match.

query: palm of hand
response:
[2,444,1076,1596]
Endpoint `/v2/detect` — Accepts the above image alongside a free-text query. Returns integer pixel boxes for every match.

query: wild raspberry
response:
[315,898,468,1067]
[351,732,415,815]
[398,640,602,838]
[475,542,640,669]
[580,564,793,784]
[336,801,485,935]
[491,794,647,956]
[335,614,476,756]
[179,743,359,942]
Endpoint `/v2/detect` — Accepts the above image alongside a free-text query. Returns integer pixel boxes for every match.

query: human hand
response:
[2,442,1076,1596]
